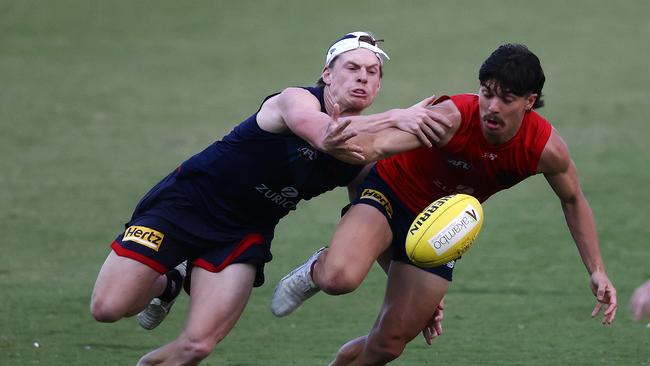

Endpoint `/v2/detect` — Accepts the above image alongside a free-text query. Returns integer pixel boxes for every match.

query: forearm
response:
[349,128,422,163]
[347,110,398,134]
[562,196,605,274]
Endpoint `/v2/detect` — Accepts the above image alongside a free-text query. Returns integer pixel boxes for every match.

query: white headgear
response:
[325,31,390,66]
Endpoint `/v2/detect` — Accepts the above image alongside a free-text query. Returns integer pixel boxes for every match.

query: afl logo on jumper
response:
[123,226,165,251]
[447,158,471,170]
[297,147,317,161]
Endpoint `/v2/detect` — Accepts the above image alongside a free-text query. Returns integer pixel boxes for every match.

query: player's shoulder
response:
[429,94,473,146]
[449,93,479,103]
[275,86,322,108]
[538,128,570,174]
[526,108,552,126]
[445,94,478,122]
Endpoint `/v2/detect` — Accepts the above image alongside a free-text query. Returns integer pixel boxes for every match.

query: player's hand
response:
[422,298,444,345]
[630,280,650,322]
[321,103,365,162]
[590,271,617,325]
[393,95,452,148]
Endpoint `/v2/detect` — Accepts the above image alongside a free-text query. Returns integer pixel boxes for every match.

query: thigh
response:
[324,203,392,281]
[92,251,162,308]
[182,263,257,342]
[370,261,449,343]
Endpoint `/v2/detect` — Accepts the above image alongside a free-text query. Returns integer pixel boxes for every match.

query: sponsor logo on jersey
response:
[360,189,393,218]
[123,226,164,251]
[255,184,298,210]
[281,186,298,198]
[428,204,481,256]
[446,260,456,268]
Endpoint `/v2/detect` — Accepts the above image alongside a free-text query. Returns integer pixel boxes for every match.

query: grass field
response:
[2,0,649,364]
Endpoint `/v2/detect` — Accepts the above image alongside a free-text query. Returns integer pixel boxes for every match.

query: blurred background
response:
[1,0,649,364]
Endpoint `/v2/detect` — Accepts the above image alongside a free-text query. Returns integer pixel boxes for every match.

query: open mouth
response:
[484,116,503,130]
[351,88,367,97]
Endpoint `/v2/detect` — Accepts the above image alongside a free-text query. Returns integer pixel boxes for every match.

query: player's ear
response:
[525,93,538,111]
[321,67,332,85]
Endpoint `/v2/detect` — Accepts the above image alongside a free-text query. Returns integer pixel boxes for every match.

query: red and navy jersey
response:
[376,93,552,214]
[131,86,363,244]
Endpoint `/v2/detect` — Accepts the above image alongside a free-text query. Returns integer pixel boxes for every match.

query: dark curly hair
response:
[479,44,546,109]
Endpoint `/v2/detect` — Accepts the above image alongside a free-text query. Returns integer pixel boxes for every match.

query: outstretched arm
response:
[349,99,461,163]
[540,130,617,325]
[259,88,456,164]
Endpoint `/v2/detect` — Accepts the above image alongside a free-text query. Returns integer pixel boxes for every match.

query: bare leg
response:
[313,204,392,294]
[136,263,256,366]
[270,204,392,317]
[329,336,368,366]
[332,261,449,365]
[90,251,167,322]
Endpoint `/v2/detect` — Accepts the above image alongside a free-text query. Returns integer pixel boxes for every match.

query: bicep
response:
[277,88,330,145]
[541,131,580,203]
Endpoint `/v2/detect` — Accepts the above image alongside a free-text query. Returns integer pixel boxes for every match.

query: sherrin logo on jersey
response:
[360,188,393,218]
[405,194,483,267]
[123,226,165,251]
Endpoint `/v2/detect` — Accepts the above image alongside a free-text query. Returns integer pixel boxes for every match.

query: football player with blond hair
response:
[90,31,452,365]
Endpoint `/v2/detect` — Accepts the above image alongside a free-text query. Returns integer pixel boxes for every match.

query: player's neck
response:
[323,86,363,117]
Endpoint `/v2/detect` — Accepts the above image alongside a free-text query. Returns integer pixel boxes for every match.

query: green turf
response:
[1,0,649,364]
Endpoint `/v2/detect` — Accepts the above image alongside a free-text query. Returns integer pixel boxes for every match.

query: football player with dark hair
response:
[272,43,617,365]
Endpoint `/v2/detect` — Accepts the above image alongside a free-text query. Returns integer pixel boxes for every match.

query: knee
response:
[90,296,123,323]
[335,343,360,364]
[317,263,363,295]
[178,335,220,362]
[366,334,407,363]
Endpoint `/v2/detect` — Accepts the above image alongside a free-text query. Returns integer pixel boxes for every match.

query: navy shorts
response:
[350,168,455,281]
[111,215,272,287]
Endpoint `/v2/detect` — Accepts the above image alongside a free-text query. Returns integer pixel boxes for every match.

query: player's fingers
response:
[345,143,363,153]
[418,122,437,142]
[332,103,341,122]
[423,118,447,142]
[591,302,603,318]
[603,304,617,325]
[415,128,433,147]
[333,118,353,133]
[433,320,443,336]
[346,148,365,162]
[434,312,443,323]
[604,292,618,314]
[596,283,606,302]
[422,328,432,346]
[417,94,437,107]
[335,129,358,143]
[426,110,453,128]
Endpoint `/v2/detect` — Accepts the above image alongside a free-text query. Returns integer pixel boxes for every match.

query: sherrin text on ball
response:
[406,194,483,267]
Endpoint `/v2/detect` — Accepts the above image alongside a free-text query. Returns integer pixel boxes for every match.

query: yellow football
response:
[405,194,483,267]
